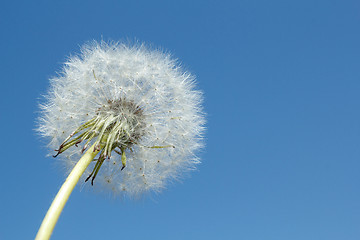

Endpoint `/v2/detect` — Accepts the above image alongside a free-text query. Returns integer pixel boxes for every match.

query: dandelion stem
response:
[35,143,99,240]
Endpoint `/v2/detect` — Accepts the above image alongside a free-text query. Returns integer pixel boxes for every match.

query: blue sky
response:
[1,0,360,239]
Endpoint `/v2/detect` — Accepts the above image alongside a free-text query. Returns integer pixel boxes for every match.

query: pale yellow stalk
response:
[35,144,99,240]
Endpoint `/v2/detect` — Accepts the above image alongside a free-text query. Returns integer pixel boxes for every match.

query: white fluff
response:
[38,41,205,197]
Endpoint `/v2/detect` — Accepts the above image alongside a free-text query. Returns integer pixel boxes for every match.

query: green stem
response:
[35,143,99,240]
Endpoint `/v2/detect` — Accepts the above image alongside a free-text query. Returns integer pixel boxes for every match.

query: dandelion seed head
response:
[38,40,205,197]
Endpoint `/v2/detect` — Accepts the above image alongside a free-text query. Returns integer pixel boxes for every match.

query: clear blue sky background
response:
[1,0,359,239]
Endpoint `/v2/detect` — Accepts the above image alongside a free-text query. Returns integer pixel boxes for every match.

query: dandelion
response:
[35,41,205,240]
